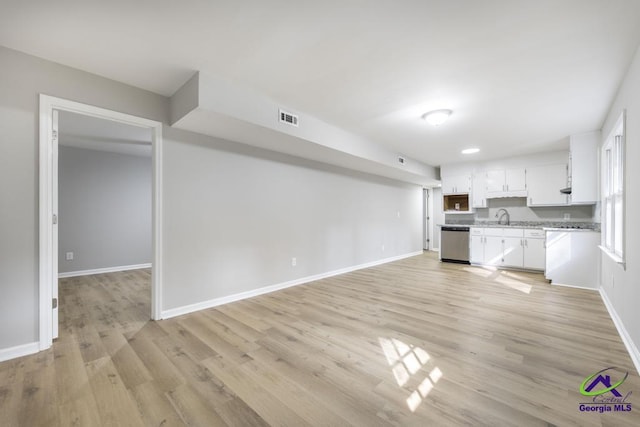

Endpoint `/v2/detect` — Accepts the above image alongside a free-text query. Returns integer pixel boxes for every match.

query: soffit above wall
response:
[171,72,439,186]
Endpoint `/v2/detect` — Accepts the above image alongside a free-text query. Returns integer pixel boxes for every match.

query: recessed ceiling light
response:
[421,109,452,126]
[461,148,480,154]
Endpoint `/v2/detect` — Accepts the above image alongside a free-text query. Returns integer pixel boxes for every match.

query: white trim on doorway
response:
[38,95,163,352]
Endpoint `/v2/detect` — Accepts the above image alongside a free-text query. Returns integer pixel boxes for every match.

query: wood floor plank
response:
[202,355,312,427]
[166,384,229,427]
[129,381,186,427]
[84,357,146,426]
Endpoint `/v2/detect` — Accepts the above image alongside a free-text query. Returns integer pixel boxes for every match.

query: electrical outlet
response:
[291,257,297,267]
[66,252,74,261]
[381,244,385,252]
[563,213,570,220]
[397,211,401,218]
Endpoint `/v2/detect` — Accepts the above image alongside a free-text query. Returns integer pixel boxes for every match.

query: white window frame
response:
[600,111,625,268]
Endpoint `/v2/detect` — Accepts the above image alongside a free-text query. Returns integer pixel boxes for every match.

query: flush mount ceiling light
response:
[421,109,452,126]
[461,148,480,154]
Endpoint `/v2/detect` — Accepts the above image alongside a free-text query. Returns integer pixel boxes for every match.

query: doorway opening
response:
[39,95,163,350]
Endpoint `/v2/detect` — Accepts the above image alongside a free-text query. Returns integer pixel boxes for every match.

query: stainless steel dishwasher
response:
[440,226,470,263]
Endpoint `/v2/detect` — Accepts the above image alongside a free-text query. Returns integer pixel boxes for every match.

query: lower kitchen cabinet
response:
[545,230,600,288]
[502,236,524,268]
[484,235,504,266]
[470,228,502,265]
[523,229,546,269]
[469,227,545,270]
[470,233,484,264]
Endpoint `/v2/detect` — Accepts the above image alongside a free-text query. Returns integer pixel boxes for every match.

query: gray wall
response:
[162,127,423,311]
[600,44,640,364]
[0,45,423,352]
[58,146,151,273]
[0,45,167,350]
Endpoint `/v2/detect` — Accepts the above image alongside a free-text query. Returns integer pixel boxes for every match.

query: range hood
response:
[560,187,572,195]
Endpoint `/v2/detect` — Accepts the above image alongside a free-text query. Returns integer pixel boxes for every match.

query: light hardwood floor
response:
[1,252,639,426]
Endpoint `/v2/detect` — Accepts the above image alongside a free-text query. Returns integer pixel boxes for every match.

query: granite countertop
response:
[437,221,600,231]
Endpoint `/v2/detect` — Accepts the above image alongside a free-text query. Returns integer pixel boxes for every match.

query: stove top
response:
[555,225,585,229]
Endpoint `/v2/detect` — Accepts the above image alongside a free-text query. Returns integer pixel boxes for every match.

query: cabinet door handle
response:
[525,240,528,247]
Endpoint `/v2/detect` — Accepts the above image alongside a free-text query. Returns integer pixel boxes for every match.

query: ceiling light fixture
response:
[421,109,452,126]
[461,148,480,154]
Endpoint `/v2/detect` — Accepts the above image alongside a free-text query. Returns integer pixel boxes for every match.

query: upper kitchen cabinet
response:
[527,164,569,206]
[569,131,599,204]
[486,168,527,198]
[441,174,471,194]
[472,172,487,208]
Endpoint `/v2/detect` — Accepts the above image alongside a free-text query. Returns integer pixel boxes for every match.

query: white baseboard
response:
[161,251,423,319]
[0,342,39,363]
[59,263,152,278]
[551,282,599,291]
[599,287,640,375]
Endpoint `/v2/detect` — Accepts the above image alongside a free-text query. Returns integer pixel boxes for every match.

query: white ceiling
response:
[59,111,152,157]
[2,1,640,166]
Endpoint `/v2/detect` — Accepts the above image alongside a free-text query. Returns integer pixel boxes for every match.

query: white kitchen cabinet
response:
[523,229,546,270]
[468,227,544,270]
[470,228,504,266]
[484,235,504,266]
[486,170,505,193]
[506,169,527,191]
[470,232,484,264]
[472,173,487,208]
[545,230,600,288]
[526,164,569,206]
[501,228,524,268]
[486,168,527,197]
[569,132,599,204]
[523,238,545,270]
[441,174,471,194]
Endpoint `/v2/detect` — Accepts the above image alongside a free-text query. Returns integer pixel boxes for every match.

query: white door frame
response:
[38,94,163,350]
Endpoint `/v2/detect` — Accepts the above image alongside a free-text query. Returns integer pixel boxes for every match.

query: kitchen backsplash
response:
[445,197,598,223]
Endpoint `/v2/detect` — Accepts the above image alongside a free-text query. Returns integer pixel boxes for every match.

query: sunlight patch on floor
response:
[463,266,532,294]
[379,337,443,412]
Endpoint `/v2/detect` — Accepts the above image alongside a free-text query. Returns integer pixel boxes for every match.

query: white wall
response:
[600,44,640,369]
[161,127,423,311]
[58,146,151,274]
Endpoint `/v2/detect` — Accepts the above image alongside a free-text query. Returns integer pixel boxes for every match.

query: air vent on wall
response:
[279,109,299,127]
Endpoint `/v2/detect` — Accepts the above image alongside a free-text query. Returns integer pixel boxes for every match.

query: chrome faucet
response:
[496,208,510,225]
